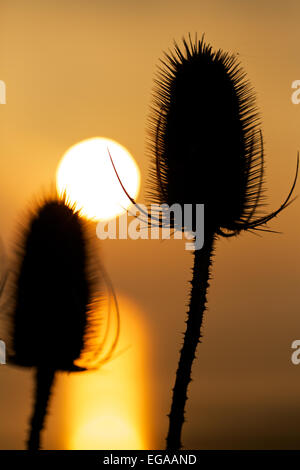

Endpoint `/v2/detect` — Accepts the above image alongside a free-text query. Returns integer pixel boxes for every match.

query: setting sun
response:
[56,137,140,221]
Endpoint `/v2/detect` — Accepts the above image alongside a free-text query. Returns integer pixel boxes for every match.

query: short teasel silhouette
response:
[107,34,299,450]
[5,192,119,450]
[147,34,299,449]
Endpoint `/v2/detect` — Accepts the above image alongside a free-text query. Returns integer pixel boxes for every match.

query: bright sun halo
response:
[56,137,140,221]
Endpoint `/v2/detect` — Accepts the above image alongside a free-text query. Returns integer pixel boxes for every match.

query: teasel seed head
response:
[147,34,298,236]
[8,193,110,372]
[2,192,120,450]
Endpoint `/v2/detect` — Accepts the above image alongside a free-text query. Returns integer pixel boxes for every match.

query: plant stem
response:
[27,367,56,450]
[166,232,215,449]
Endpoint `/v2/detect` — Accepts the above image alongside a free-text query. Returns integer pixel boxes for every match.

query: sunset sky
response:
[1,0,300,449]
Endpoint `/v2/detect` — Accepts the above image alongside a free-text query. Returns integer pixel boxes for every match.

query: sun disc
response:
[56,137,140,221]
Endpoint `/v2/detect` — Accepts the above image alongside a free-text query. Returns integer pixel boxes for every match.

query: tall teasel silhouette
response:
[145,34,298,449]
[4,193,119,450]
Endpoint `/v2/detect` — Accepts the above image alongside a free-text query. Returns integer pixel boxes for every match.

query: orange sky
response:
[0,0,300,449]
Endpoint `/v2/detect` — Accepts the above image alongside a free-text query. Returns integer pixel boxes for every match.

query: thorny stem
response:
[27,367,56,450]
[166,232,215,449]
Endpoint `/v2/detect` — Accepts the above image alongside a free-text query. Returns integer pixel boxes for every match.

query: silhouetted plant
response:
[6,193,119,450]
[146,35,298,449]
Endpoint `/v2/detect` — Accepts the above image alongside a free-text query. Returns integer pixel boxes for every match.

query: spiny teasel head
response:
[8,193,112,372]
[147,34,298,236]
[3,192,119,450]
